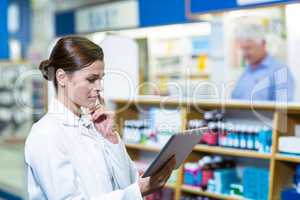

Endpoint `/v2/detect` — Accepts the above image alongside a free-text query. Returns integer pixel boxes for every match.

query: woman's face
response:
[65,60,105,110]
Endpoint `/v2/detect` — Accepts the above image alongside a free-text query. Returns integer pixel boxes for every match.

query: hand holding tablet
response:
[142,127,207,178]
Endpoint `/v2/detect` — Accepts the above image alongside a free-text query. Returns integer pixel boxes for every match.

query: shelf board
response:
[181,185,242,200]
[276,153,300,163]
[165,183,176,190]
[125,143,272,159]
[156,74,209,80]
[187,74,210,80]
[193,144,271,159]
[113,95,300,113]
[2,137,26,145]
[125,143,161,152]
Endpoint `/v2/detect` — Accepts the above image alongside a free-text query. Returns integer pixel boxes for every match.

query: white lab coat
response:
[24,98,143,200]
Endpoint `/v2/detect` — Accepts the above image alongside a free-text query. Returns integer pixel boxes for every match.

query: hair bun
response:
[39,59,54,81]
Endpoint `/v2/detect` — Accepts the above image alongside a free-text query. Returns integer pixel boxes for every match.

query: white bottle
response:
[239,125,247,149]
[246,126,255,150]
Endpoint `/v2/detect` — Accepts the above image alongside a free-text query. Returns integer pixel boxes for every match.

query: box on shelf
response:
[279,137,300,155]
[243,167,269,200]
[188,110,272,153]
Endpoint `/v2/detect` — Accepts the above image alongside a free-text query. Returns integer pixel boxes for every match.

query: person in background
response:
[231,23,294,101]
[25,36,175,200]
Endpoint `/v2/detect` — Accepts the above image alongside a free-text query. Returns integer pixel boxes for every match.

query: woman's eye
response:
[87,79,96,83]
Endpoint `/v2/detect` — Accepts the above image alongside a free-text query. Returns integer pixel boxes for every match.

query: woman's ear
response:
[56,68,67,87]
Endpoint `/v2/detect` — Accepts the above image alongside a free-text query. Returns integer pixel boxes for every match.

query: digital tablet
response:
[142,127,208,178]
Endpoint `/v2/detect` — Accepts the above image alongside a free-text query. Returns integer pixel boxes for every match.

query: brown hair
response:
[39,36,104,90]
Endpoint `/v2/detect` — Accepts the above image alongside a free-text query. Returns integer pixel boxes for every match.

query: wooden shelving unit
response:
[181,185,242,200]
[165,183,176,190]
[126,143,272,159]
[194,144,272,159]
[275,153,300,163]
[113,96,300,200]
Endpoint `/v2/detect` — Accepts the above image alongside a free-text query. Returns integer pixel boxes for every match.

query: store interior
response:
[1,0,300,200]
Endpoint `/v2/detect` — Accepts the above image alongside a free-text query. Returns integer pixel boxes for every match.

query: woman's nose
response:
[94,79,103,91]
[94,86,103,94]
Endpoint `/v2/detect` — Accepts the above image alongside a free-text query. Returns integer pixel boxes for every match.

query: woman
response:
[25,36,175,200]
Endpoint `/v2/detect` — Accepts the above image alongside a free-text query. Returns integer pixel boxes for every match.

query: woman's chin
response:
[81,101,96,110]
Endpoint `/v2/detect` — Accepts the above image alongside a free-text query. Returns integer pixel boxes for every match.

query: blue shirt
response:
[231,55,294,102]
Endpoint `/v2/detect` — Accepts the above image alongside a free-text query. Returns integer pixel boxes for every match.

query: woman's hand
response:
[90,104,119,144]
[138,156,176,196]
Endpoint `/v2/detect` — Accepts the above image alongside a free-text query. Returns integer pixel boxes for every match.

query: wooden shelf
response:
[276,153,300,163]
[125,143,161,152]
[193,144,272,159]
[181,185,243,200]
[113,96,300,113]
[165,183,176,190]
[187,74,210,80]
[125,143,271,159]
[114,97,300,200]
[156,74,210,80]
[2,137,26,145]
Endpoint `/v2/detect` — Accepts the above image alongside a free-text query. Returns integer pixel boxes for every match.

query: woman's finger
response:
[152,167,171,185]
[92,111,105,121]
[158,168,172,183]
[162,170,173,182]
[89,104,103,115]
[91,108,107,121]
[156,156,176,176]
[165,156,176,172]
[92,108,114,121]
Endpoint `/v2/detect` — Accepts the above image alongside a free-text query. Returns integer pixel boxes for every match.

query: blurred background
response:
[1,0,300,199]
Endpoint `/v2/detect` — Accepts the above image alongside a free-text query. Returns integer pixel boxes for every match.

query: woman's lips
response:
[88,96,97,101]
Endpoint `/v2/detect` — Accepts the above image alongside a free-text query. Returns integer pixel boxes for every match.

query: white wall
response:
[286,3,300,102]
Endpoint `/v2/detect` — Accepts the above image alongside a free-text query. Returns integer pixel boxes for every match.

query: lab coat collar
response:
[48,98,100,141]
[48,98,81,127]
